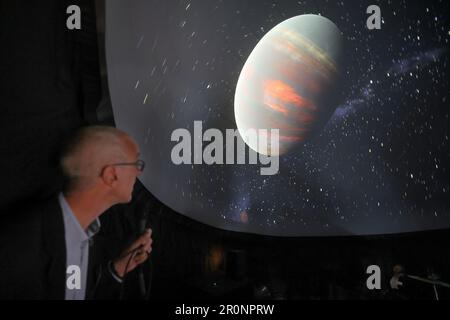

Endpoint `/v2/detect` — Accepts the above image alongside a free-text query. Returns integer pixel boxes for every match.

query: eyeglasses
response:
[102,159,146,173]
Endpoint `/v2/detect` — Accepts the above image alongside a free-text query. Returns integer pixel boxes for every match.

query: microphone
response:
[137,203,150,299]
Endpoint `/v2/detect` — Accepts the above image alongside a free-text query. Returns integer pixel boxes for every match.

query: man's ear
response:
[100,165,118,187]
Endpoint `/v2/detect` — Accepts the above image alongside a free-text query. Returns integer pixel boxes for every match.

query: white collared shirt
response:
[58,193,100,300]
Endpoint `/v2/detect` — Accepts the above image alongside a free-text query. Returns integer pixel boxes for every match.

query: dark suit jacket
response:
[0,196,121,300]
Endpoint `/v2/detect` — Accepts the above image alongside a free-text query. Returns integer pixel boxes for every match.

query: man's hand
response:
[113,229,152,278]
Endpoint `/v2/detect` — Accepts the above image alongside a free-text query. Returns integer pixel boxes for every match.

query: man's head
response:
[60,126,143,205]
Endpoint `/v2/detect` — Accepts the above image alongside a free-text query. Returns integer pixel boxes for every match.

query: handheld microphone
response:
[137,204,150,299]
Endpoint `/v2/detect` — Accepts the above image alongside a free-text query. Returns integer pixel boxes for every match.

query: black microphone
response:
[137,204,150,298]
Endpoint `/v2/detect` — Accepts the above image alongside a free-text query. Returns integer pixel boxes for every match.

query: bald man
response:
[0,126,152,300]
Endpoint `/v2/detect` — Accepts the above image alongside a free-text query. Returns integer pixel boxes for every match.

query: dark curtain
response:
[0,0,101,212]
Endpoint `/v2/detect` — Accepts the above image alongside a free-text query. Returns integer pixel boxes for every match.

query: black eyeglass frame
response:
[99,159,145,176]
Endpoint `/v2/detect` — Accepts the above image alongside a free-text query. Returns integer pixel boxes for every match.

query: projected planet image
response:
[106,0,450,236]
[235,15,344,156]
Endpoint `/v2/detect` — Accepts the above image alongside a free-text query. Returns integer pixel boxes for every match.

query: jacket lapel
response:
[41,197,66,300]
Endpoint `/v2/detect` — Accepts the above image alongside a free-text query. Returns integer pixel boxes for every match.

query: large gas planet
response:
[234,14,344,156]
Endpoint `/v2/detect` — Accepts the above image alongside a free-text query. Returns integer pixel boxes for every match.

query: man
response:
[0,126,152,299]
[389,264,405,290]
[384,264,409,300]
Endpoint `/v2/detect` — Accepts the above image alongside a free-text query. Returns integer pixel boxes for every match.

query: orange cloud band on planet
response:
[264,79,316,112]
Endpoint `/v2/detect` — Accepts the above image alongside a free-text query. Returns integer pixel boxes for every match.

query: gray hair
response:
[60,126,131,192]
